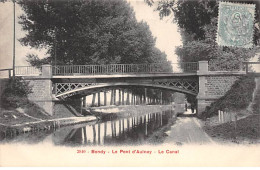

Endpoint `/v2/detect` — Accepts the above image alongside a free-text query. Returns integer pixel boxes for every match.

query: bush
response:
[201,75,256,118]
[1,77,32,109]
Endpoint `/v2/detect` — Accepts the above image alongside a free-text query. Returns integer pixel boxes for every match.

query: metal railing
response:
[4,61,257,77]
[209,60,244,71]
[15,66,42,76]
[177,62,198,73]
[52,62,198,76]
[0,68,13,78]
[2,62,198,77]
[243,62,260,74]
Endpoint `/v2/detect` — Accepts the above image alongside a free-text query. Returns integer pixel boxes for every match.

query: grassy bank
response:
[202,75,260,144]
[0,104,50,125]
[204,114,260,144]
[0,77,51,125]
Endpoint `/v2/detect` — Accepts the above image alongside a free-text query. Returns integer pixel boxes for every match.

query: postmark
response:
[217,2,255,48]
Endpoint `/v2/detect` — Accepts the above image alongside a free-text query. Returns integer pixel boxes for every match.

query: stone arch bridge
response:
[13,61,246,117]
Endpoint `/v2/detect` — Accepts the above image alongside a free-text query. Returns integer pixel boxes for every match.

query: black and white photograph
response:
[0,0,259,167]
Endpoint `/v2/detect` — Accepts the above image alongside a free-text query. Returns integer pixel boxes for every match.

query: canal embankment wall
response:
[0,116,97,140]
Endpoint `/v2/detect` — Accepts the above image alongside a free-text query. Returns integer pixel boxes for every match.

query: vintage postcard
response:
[0,0,260,167]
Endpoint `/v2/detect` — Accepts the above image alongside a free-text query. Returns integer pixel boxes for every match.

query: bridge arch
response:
[55,82,198,99]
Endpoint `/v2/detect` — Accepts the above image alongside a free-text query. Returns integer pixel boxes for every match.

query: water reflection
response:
[53,110,174,146]
[0,110,175,146]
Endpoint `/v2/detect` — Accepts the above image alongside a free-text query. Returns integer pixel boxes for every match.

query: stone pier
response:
[197,61,244,116]
[26,65,54,115]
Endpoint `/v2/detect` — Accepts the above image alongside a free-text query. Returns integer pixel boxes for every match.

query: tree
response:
[175,17,258,68]
[145,0,259,107]
[17,0,171,69]
[146,0,260,63]
[1,77,32,109]
[147,0,260,43]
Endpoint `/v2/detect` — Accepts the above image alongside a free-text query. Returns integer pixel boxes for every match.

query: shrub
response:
[1,77,32,109]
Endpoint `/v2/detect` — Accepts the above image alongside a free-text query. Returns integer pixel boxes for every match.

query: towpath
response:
[165,116,215,145]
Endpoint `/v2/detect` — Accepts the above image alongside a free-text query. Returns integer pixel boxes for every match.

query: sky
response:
[128,0,182,63]
[0,2,47,69]
[0,0,182,70]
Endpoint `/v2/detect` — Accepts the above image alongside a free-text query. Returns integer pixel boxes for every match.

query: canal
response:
[0,109,176,146]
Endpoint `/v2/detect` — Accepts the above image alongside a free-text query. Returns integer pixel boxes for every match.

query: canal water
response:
[0,109,175,146]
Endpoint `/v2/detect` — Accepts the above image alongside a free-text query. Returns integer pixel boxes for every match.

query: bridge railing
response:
[209,60,260,73]
[15,66,42,76]
[52,62,198,75]
[177,62,198,73]
[0,68,13,78]
[9,62,198,77]
[208,60,244,71]
[243,62,260,74]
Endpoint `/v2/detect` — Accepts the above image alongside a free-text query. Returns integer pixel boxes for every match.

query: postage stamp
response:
[217,2,255,48]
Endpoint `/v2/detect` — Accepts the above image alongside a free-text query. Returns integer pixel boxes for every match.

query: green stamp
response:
[217,2,255,48]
